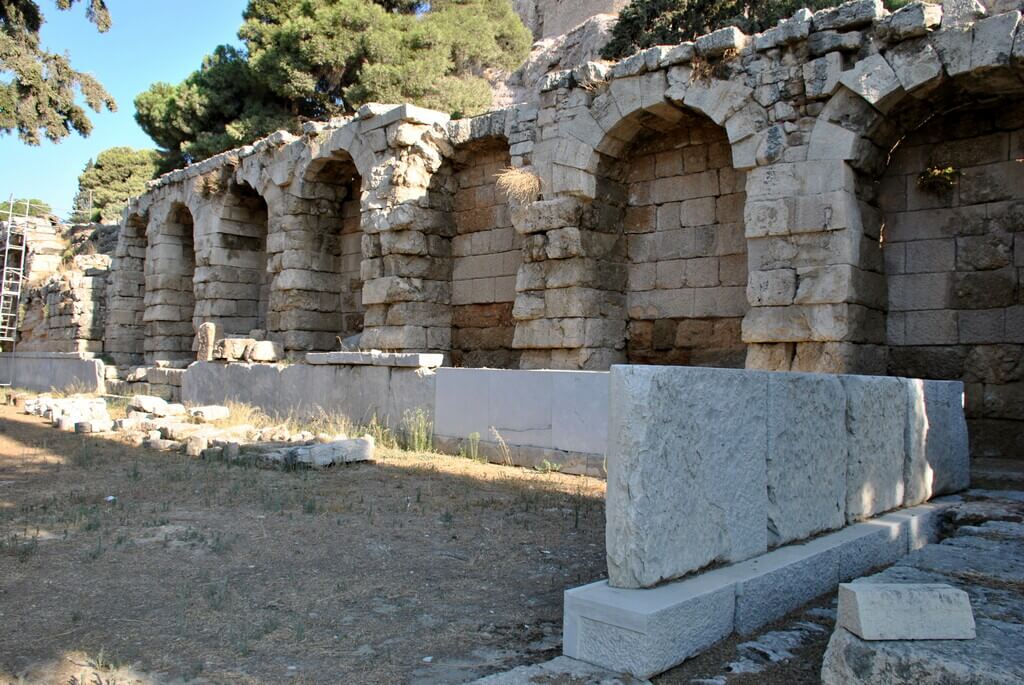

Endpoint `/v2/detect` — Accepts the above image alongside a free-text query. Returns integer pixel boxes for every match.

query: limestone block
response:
[970,10,1020,70]
[839,54,904,112]
[803,53,844,99]
[754,17,811,51]
[681,79,753,125]
[940,0,986,28]
[214,338,256,361]
[130,394,168,415]
[808,119,861,160]
[189,405,230,422]
[904,379,970,506]
[75,419,113,434]
[294,437,375,467]
[606,366,769,589]
[766,372,847,546]
[563,575,737,679]
[932,26,973,75]
[511,197,583,234]
[146,439,182,452]
[837,583,976,640]
[888,2,944,40]
[195,322,220,361]
[887,40,944,93]
[808,30,864,56]
[822,621,1024,685]
[747,269,796,306]
[244,340,283,362]
[842,375,907,522]
[185,435,209,458]
[695,26,750,57]
[658,42,696,67]
[371,352,444,368]
[812,0,885,31]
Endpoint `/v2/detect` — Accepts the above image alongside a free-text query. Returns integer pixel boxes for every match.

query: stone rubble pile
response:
[20,393,376,469]
[24,395,112,433]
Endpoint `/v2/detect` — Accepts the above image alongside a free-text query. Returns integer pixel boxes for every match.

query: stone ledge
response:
[305,350,444,368]
[563,499,958,679]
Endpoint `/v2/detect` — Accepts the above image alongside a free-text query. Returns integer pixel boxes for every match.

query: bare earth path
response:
[0,405,607,685]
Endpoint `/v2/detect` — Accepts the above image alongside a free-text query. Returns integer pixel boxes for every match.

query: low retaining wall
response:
[0,352,106,394]
[564,364,970,678]
[182,361,610,474]
[434,368,609,477]
[181,361,436,429]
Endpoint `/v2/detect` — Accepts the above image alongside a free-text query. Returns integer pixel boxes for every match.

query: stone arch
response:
[144,202,196,363]
[195,180,271,336]
[598,101,749,367]
[803,27,1024,454]
[272,150,364,351]
[513,69,761,369]
[875,94,1024,459]
[516,84,751,369]
[104,211,149,366]
[440,135,520,368]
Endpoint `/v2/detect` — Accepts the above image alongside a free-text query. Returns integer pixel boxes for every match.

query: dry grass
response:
[495,166,542,203]
[0,405,607,684]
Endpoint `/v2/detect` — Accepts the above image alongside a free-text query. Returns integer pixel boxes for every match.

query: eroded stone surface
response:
[606,365,769,588]
[766,372,847,546]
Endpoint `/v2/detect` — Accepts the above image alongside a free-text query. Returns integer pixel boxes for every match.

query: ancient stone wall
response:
[615,113,748,366]
[16,224,117,356]
[103,1,1024,458]
[881,101,1024,458]
[105,215,147,366]
[449,138,520,367]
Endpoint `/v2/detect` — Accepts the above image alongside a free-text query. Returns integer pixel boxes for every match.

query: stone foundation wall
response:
[881,101,1024,458]
[618,113,748,366]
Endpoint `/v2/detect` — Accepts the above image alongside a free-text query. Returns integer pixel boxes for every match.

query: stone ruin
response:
[3,0,1021,460]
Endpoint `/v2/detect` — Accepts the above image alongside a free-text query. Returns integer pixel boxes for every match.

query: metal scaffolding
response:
[0,219,27,387]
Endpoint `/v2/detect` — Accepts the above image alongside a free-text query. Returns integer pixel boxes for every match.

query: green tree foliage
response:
[241,0,530,118]
[134,45,294,171]
[0,197,51,217]
[602,0,907,59]
[135,0,530,170]
[71,146,159,223]
[0,0,116,144]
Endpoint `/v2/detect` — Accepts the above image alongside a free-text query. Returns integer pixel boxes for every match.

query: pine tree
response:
[0,0,116,144]
[71,146,159,223]
[134,0,531,170]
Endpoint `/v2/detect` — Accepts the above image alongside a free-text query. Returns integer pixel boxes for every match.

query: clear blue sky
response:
[0,0,249,219]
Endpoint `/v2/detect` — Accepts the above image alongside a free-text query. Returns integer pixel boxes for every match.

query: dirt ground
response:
[0,405,608,685]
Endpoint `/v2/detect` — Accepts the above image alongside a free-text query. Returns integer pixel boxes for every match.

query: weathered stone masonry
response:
[109,1,1024,457]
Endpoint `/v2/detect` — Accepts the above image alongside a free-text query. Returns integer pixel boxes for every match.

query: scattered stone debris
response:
[821,490,1024,684]
[20,393,375,470]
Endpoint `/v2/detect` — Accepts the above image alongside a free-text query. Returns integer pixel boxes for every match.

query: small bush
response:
[917,165,960,194]
[496,167,542,203]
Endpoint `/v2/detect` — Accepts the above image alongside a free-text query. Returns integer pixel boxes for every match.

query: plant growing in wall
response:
[917,165,960,195]
[496,167,541,203]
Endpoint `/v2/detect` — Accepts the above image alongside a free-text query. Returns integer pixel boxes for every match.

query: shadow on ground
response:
[0,407,607,685]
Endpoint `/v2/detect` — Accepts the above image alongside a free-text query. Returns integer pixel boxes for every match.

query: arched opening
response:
[597,106,748,367]
[196,181,270,335]
[105,212,149,366]
[880,97,1024,458]
[144,203,196,363]
[443,136,520,367]
[285,154,363,351]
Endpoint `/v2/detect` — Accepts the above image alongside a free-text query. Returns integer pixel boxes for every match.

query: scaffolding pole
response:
[0,218,27,389]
